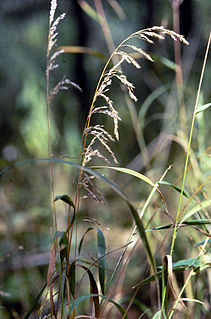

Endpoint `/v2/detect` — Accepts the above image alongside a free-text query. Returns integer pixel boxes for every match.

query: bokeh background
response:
[0,0,210,318]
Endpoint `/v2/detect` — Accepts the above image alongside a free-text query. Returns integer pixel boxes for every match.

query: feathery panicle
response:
[47,3,81,103]
[83,125,118,165]
[80,26,188,203]
[49,0,57,26]
[122,45,154,61]
[79,174,106,204]
[48,13,66,53]
[48,49,64,71]
[82,26,188,169]
[49,76,82,103]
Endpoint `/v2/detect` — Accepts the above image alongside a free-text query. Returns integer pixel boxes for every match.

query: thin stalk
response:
[170,32,211,256]
[46,20,57,233]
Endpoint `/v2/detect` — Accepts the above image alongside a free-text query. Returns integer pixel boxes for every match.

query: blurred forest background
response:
[0,0,210,318]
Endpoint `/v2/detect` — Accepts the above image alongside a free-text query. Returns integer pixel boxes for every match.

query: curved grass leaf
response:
[158,180,189,198]
[138,84,169,122]
[128,202,156,273]
[54,194,75,208]
[78,227,95,255]
[195,102,211,115]
[91,166,156,188]
[78,265,100,317]
[69,294,128,318]
[172,257,201,269]
[97,228,106,295]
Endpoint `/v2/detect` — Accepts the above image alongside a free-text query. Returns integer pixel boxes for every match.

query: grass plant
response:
[0,1,210,318]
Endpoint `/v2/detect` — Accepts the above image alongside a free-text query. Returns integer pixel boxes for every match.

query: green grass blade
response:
[91,166,156,188]
[128,202,156,273]
[69,261,76,298]
[97,228,106,295]
[138,84,169,122]
[78,227,95,255]
[158,181,189,198]
[54,194,75,208]
[79,265,100,317]
[180,199,211,224]
[172,257,201,269]
[195,102,211,114]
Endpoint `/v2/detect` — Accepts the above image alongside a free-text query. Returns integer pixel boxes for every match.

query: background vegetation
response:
[0,0,210,318]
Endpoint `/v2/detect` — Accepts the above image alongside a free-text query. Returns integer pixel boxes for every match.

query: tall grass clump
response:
[1,1,210,318]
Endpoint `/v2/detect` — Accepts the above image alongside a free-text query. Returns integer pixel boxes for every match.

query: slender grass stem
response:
[46,36,57,233]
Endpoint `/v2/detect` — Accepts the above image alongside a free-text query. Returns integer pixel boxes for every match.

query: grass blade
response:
[78,227,95,255]
[69,261,76,298]
[91,166,156,188]
[79,265,100,317]
[128,202,156,273]
[158,181,189,198]
[97,228,106,295]
[195,102,211,115]
[180,199,211,224]
[54,194,75,208]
